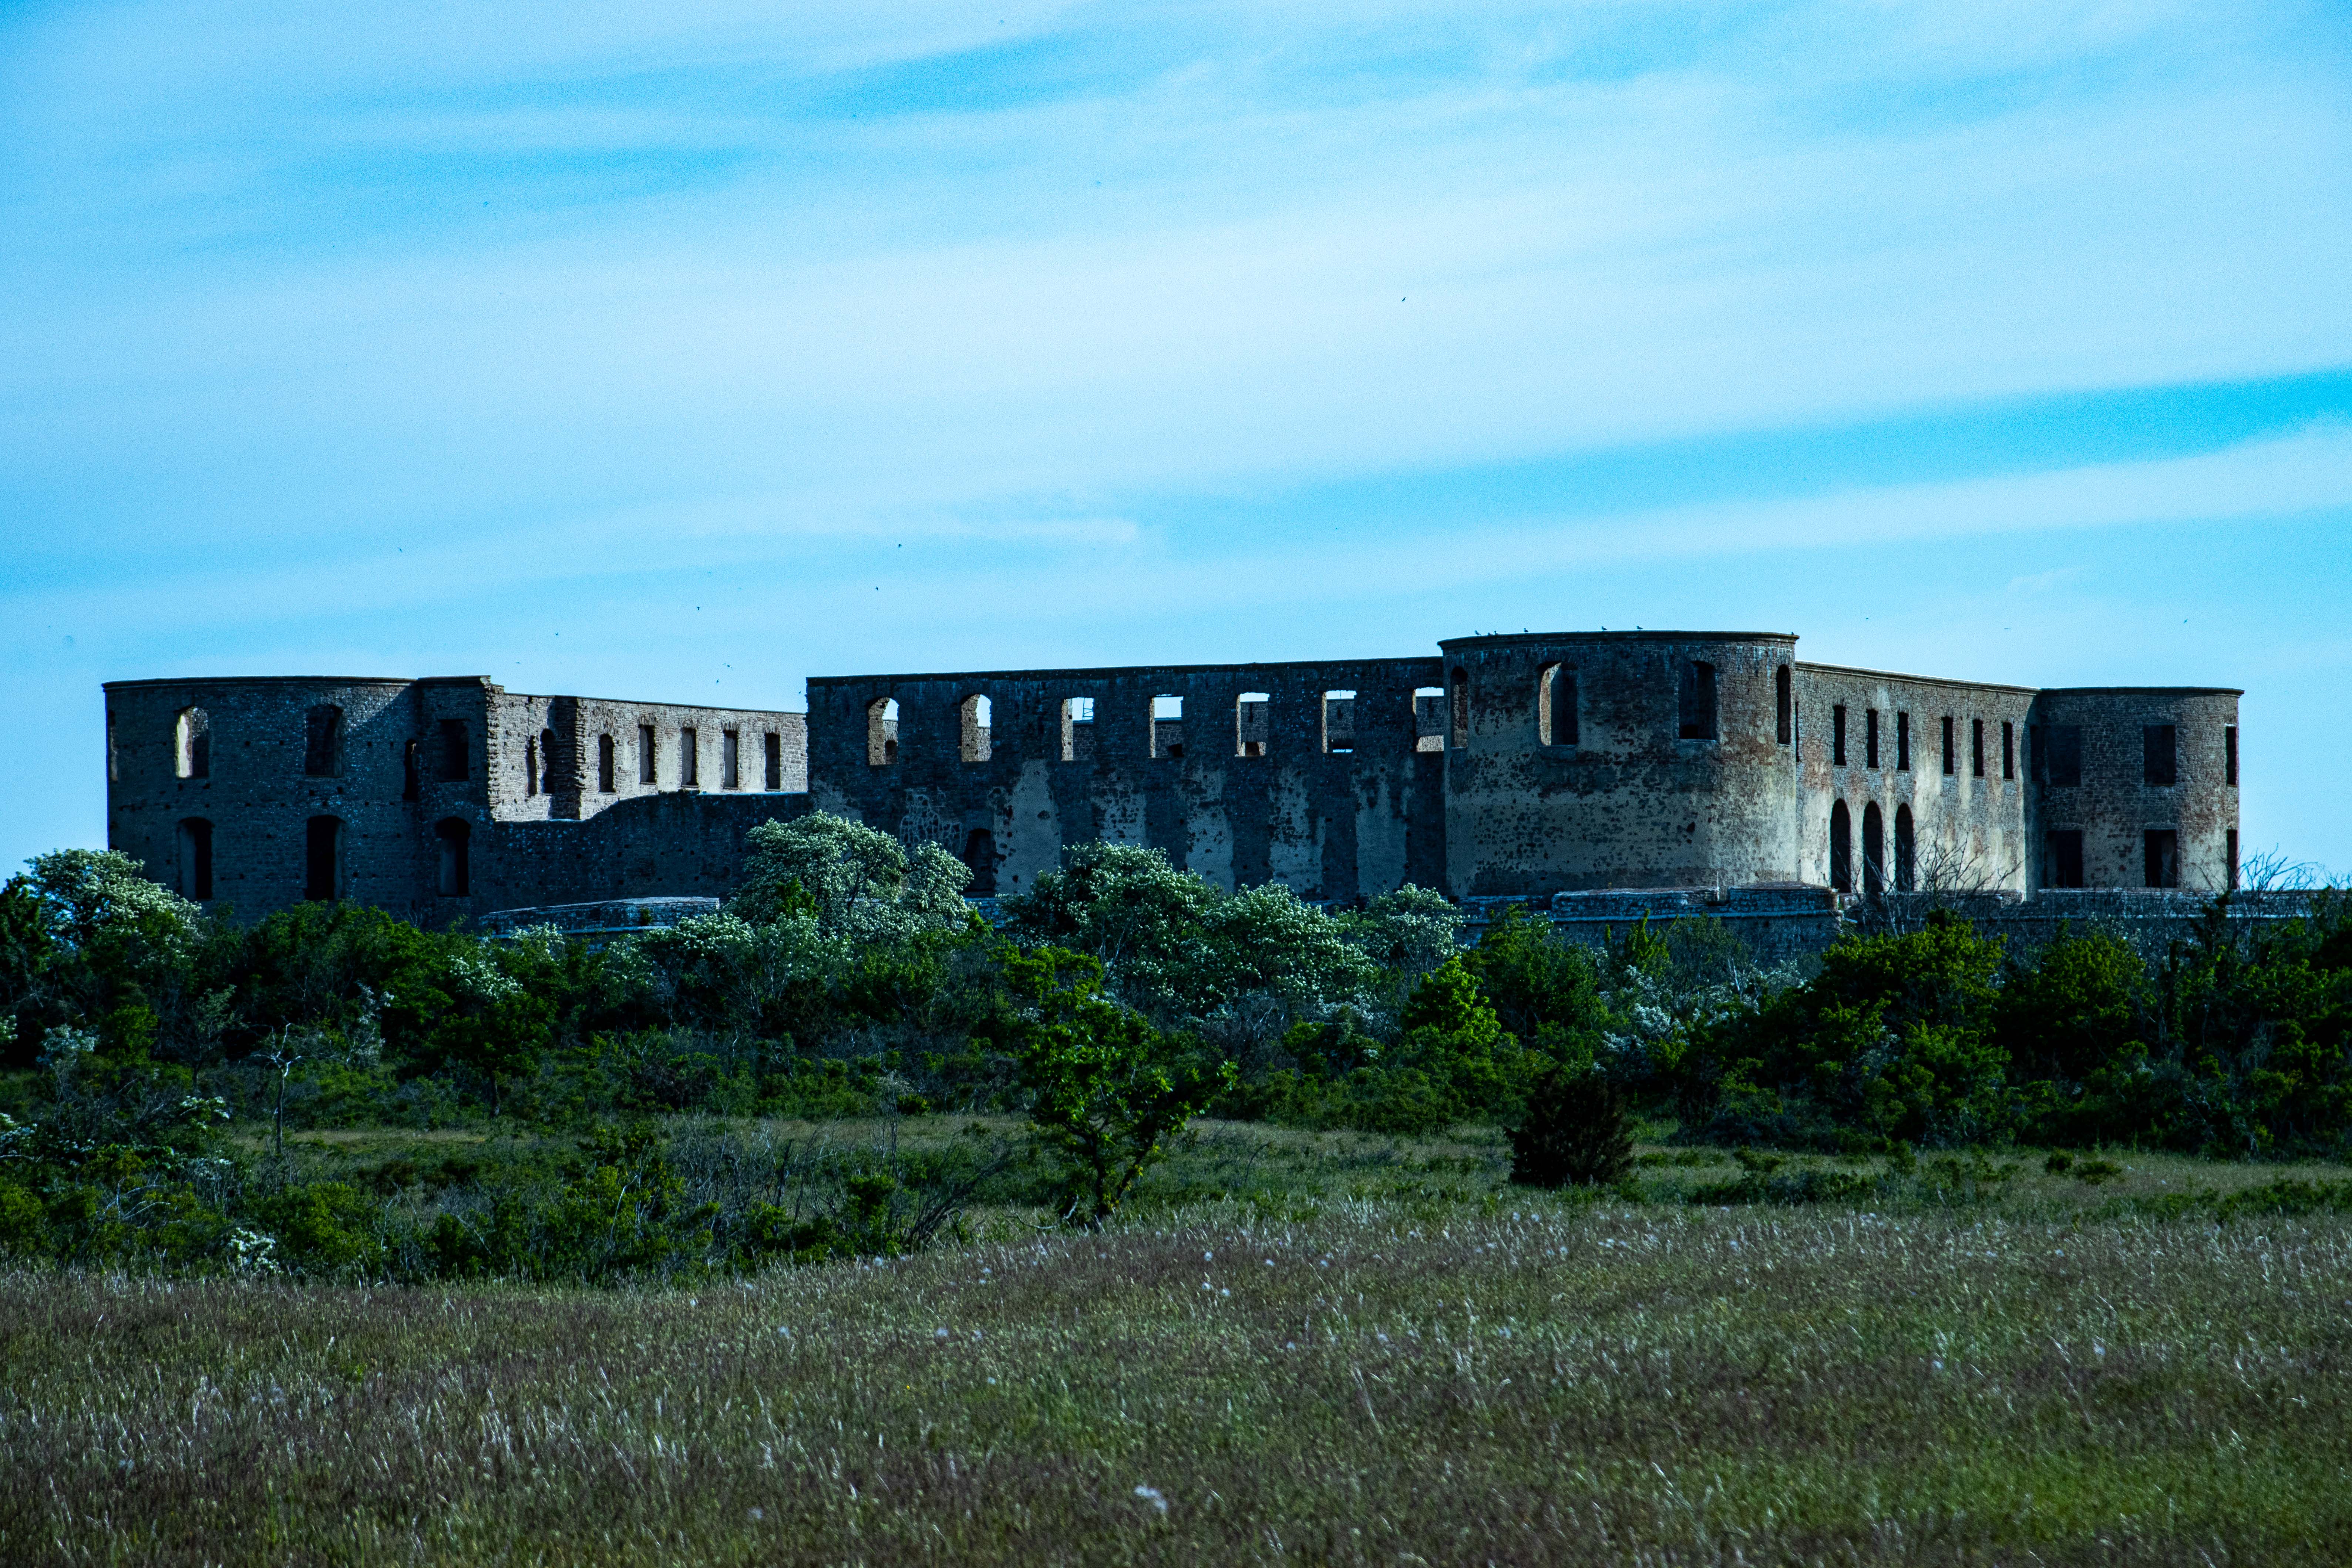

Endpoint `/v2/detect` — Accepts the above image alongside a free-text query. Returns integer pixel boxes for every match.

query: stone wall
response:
[2024,689,2238,894]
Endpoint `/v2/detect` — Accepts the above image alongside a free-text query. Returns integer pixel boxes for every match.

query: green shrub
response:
[1505,1066,1634,1188]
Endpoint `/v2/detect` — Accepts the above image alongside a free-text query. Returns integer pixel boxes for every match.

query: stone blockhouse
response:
[103,633,2241,922]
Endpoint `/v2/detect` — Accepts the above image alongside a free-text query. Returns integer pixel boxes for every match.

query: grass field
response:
[7,1127,2351,1565]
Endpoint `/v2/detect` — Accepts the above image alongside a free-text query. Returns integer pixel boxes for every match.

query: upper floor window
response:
[1865,709,1880,770]
[437,719,468,782]
[1941,716,1955,775]
[722,728,741,790]
[1832,704,1849,766]
[1971,717,1985,778]
[1895,711,1910,771]
[764,731,783,790]
[1237,692,1271,757]
[1677,660,1717,741]
[1320,691,1354,755]
[303,705,343,777]
[524,737,539,796]
[962,695,994,763]
[681,727,701,786]
[175,707,211,779]
[867,700,897,767]
[2225,725,2238,787]
[177,818,213,901]
[598,734,616,793]
[1061,697,1096,762]
[2002,720,2015,780]
[1775,666,1791,745]
[539,728,557,794]
[1538,666,1576,747]
[2143,724,2177,787]
[1449,669,1469,748]
[2032,724,2082,788]
[1413,687,1446,753]
[1153,694,1186,759]
[638,724,657,785]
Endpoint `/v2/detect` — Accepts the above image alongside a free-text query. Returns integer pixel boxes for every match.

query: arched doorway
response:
[1862,802,1885,896]
[1895,804,1916,892]
[1829,801,1852,893]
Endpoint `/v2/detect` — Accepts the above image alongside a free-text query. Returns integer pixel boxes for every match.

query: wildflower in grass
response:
[1133,1485,1168,1515]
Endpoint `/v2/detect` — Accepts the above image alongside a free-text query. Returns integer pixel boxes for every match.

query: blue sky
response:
[3,0,2349,876]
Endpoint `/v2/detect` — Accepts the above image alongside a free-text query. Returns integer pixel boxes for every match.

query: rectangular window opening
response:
[1321,690,1355,755]
[681,728,700,787]
[963,695,995,763]
[764,731,783,791]
[1865,709,1880,770]
[598,734,616,793]
[1833,705,1848,767]
[437,719,469,782]
[2002,721,2015,780]
[1775,667,1791,745]
[1678,660,1717,741]
[2033,724,2082,788]
[722,729,740,789]
[1971,718,1985,778]
[2228,828,2240,889]
[1413,687,1446,753]
[1895,712,1910,771]
[2225,726,2238,787]
[1060,697,1095,763]
[1153,694,1186,760]
[1237,692,1271,758]
[1941,716,1955,776]
[304,705,343,778]
[2143,724,2177,787]
[178,819,213,901]
[2144,828,2180,889]
[2045,830,2085,889]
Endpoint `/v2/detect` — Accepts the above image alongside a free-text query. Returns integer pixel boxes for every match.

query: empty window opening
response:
[1896,712,1911,772]
[304,816,341,902]
[962,695,995,763]
[962,828,998,895]
[524,737,539,797]
[598,734,616,793]
[1537,667,1577,747]
[1865,709,1881,770]
[1678,660,1718,741]
[1152,694,1187,760]
[1775,666,1792,745]
[1941,716,1955,776]
[1894,804,1916,892]
[764,731,783,791]
[2228,829,2239,890]
[638,724,657,785]
[175,707,211,779]
[1833,705,1849,766]
[2143,724,2177,787]
[2002,721,2015,780]
[2046,830,2086,889]
[722,729,741,790]
[1971,718,1986,778]
[303,705,343,778]
[864,700,897,767]
[2144,828,2180,889]
[1449,669,1469,748]
[402,740,420,801]
[1862,801,1885,896]
[1060,697,1096,763]
[681,727,701,787]
[539,729,557,795]
[1829,800,1853,893]
[177,819,213,901]
[1321,690,1355,755]
[1413,687,1446,753]
[1237,692,1271,758]
[435,818,471,897]
[2225,726,2238,787]
[2033,725,2082,788]
[437,719,469,782]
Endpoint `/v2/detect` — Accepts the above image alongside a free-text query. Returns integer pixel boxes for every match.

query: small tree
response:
[1507,1064,1635,1188]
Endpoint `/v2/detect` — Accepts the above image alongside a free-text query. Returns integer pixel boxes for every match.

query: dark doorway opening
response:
[962,828,998,895]
[304,816,341,902]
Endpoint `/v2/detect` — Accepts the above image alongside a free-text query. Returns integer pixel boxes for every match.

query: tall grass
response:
[7,1191,2349,1564]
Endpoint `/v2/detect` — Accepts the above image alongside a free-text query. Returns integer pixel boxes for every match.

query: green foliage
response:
[1507,1065,1635,1188]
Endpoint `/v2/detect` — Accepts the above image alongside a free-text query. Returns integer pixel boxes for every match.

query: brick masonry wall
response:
[2025,689,2239,894]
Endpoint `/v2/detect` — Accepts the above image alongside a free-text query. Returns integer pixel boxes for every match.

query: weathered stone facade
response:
[102,633,2241,922]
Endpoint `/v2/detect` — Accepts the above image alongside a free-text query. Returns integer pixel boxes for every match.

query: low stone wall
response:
[477,896,721,938]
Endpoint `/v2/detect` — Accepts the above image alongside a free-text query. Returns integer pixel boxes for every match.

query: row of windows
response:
[2039,829,2211,890]
[1825,802,2221,895]
[2028,724,2238,789]
[1829,706,2016,780]
[171,815,474,903]
[168,707,788,795]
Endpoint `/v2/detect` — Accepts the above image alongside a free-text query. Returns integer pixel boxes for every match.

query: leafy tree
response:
[1508,1065,1636,1188]
[730,812,972,941]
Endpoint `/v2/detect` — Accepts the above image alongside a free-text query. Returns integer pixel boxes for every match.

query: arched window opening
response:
[867,699,899,767]
[598,734,616,793]
[638,724,657,785]
[1829,801,1852,893]
[962,695,995,763]
[402,739,421,801]
[524,737,539,797]
[437,719,469,782]
[303,705,343,778]
[1775,667,1791,745]
[1894,804,1916,892]
[962,828,998,895]
[722,729,741,789]
[177,819,213,901]
[1060,697,1095,762]
[1413,687,1446,753]
[1862,802,1885,896]
[175,707,211,779]
[1236,692,1271,757]
[1678,661,1717,741]
[435,818,471,897]
[1321,690,1355,754]
[1150,694,1184,759]
[540,728,559,794]
[304,816,341,902]
[1537,665,1577,747]
[1448,669,1469,748]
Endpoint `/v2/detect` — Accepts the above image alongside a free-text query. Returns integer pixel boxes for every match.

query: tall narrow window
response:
[764,732,783,790]
[1971,718,1985,778]
[402,739,421,800]
[1413,687,1446,753]
[1862,802,1885,895]
[1537,667,1576,747]
[1895,712,1910,771]
[539,728,558,794]
[866,700,896,767]
[1941,716,1955,776]
[1678,660,1717,741]
[1061,697,1096,762]
[2227,829,2239,889]
[1829,800,1853,893]
[2225,726,2238,787]
[175,707,211,779]
[1320,691,1354,754]
[1865,709,1880,770]
[598,734,616,793]
[435,818,470,897]
[177,819,213,901]
[2002,721,2015,780]
[1775,666,1791,745]
[2144,829,2179,889]
[304,816,341,902]
[2045,830,2085,889]
[962,695,995,763]
[1833,705,1848,766]
[2034,725,2082,787]
[1153,694,1186,759]
[681,727,701,786]
[438,719,469,782]
[722,729,741,789]
[1236,693,1271,758]
[303,705,343,777]
[524,737,539,797]
[638,724,657,785]
[1449,669,1469,748]
[1894,804,1915,891]
[2143,724,2177,786]
[963,828,998,895]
